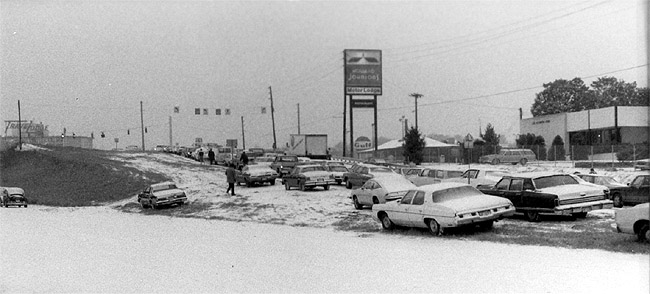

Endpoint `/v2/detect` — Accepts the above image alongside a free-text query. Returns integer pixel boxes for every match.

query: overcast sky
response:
[1,0,647,150]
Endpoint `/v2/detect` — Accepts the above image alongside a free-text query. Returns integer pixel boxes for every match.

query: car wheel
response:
[520,158,528,165]
[491,159,499,165]
[525,211,541,222]
[140,200,148,209]
[269,180,275,185]
[345,181,352,189]
[323,185,329,191]
[572,212,588,219]
[380,213,394,230]
[638,223,650,242]
[150,201,157,209]
[24,205,27,208]
[427,219,441,236]
[478,220,494,231]
[299,182,306,191]
[284,182,290,190]
[353,196,363,210]
[612,194,623,208]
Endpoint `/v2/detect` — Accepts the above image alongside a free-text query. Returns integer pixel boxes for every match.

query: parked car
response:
[253,156,275,166]
[351,174,416,209]
[613,203,649,242]
[634,158,650,170]
[235,165,278,186]
[270,155,301,177]
[325,165,349,185]
[479,149,536,165]
[343,163,396,189]
[1,187,27,208]
[575,174,628,203]
[398,167,425,177]
[444,168,509,187]
[409,167,465,187]
[283,164,336,191]
[125,145,140,151]
[365,158,388,166]
[478,172,612,222]
[612,173,650,208]
[137,182,187,209]
[372,182,515,235]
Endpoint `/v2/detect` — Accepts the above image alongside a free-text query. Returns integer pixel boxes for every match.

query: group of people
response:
[225,151,249,196]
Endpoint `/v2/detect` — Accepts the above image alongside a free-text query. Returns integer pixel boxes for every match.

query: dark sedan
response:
[343,163,396,189]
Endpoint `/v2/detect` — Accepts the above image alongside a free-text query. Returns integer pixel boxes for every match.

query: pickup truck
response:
[269,155,301,177]
[478,172,612,222]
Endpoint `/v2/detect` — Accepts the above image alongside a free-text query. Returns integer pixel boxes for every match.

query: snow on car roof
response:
[415,182,471,191]
[505,171,569,178]
[1,187,24,194]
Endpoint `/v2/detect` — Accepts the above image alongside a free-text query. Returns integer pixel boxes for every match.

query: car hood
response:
[153,189,186,198]
[438,195,512,213]
[537,184,604,200]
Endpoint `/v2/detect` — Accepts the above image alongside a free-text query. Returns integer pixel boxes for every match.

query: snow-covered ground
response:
[1,150,648,293]
[1,205,648,293]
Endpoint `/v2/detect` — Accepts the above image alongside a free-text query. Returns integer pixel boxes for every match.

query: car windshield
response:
[300,166,326,172]
[533,175,579,189]
[248,166,272,172]
[329,166,348,172]
[152,184,178,192]
[432,186,483,202]
[594,176,620,185]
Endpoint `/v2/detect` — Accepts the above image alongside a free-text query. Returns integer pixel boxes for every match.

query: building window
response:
[216,109,221,115]
[203,109,208,115]
[195,108,200,115]
[225,109,231,115]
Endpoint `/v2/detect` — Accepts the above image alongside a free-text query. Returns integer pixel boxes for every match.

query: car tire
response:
[638,223,650,242]
[427,219,441,236]
[345,181,352,189]
[269,180,275,185]
[150,201,157,209]
[372,197,379,205]
[284,182,290,190]
[353,196,362,210]
[491,159,499,165]
[520,158,528,165]
[612,194,623,208]
[140,201,148,209]
[299,182,306,191]
[572,212,588,219]
[478,220,494,231]
[525,211,542,222]
[380,213,394,230]
[323,185,329,191]
[24,205,27,208]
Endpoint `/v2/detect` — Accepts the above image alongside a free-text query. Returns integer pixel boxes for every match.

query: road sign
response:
[226,139,237,149]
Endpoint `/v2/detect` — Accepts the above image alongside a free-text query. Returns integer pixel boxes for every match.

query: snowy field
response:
[1,149,649,293]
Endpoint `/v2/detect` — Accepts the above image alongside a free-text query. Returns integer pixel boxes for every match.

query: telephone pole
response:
[140,101,145,151]
[269,86,277,150]
[409,93,423,130]
[297,103,301,134]
[17,100,22,150]
[241,116,246,150]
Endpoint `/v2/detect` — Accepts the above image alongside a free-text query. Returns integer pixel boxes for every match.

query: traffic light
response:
[61,133,64,138]
[127,129,130,135]
[145,127,148,133]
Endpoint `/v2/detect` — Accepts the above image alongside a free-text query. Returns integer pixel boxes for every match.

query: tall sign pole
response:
[342,51,347,157]
[241,116,246,150]
[344,49,382,158]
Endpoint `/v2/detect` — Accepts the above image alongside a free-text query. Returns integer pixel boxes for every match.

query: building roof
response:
[358,137,456,153]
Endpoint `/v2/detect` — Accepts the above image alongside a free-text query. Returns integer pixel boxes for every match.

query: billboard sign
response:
[354,136,372,150]
[344,49,382,95]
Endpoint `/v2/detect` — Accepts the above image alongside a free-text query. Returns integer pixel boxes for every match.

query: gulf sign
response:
[344,49,382,95]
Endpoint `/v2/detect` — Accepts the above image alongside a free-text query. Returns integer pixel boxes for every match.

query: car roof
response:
[151,181,177,188]
[1,187,24,194]
[414,182,472,192]
[504,172,569,178]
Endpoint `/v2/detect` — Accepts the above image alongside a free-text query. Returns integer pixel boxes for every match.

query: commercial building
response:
[1,121,93,150]
[520,106,649,159]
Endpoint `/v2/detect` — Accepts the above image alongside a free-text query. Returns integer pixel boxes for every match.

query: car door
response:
[407,191,427,228]
[284,168,299,187]
[504,178,525,207]
[391,191,416,226]
[627,175,650,205]
[357,180,374,204]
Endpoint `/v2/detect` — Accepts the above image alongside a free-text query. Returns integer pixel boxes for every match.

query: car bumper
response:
[455,208,516,226]
[248,176,277,182]
[3,201,26,206]
[304,179,336,187]
[552,200,613,215]
[154,198,187,206]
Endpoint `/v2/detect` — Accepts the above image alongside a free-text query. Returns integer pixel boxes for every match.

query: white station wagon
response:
[372,182,516,235]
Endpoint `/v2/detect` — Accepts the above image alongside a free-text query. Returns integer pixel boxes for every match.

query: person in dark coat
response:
[208,148,215,165]
[225,163,236,195]
[240,151,249,166]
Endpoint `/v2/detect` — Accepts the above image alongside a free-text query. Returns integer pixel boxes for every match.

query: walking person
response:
[198,149,205,164]
[208,148,215,165]
[240,151,249,167]
[225,163,237,196]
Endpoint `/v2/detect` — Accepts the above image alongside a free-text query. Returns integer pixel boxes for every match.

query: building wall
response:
[620,127,649,144]
[520,112,568,149]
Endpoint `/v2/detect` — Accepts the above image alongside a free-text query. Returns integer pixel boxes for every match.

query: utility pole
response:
[140,101,145,151]
[17,100,22,150]
[269,86,277,150]
[409,93,423,130]
[169,116,172,147]
[241,116,246,150]
[297,103,301,134]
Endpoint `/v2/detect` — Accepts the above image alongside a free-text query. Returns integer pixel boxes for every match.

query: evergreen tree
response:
[481,123,500,146]
[402,127,425,164]
[547,135,566,161]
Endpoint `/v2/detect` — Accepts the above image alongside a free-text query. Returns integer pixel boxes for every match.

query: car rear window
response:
[153,184,177,192]
[533,175,579,189]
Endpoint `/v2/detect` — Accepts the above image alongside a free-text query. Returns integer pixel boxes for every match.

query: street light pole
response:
[409,93,423,130]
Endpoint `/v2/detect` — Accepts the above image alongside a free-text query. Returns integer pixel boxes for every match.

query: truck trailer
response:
[289,134,330,159]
